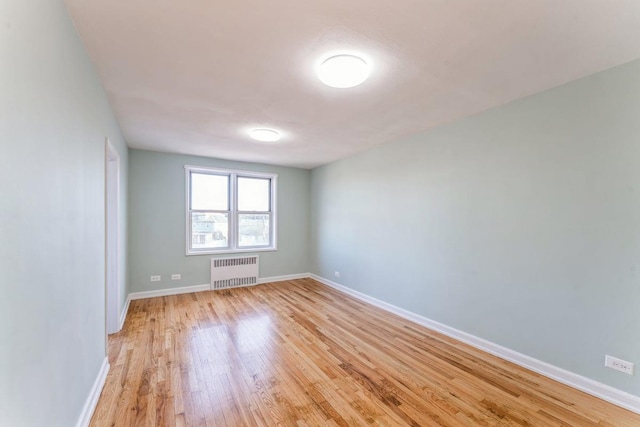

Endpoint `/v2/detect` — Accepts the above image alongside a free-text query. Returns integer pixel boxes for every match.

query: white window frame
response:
[185,165,278,255]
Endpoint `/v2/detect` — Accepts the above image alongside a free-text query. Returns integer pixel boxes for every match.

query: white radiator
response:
[210,255,259,290]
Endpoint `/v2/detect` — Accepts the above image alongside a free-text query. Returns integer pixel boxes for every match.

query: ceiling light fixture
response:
[318,54,370,88]
[249,128,281,142]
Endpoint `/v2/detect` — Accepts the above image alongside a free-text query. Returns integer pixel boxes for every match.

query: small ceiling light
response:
[249,128,281,142]
[318,54,370,88]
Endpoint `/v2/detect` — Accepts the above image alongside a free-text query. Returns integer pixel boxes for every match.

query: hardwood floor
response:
[91,278,640,426]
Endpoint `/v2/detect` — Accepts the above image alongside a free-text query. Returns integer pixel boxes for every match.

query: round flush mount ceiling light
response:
[318,54,370,88]
[249,128,281,142]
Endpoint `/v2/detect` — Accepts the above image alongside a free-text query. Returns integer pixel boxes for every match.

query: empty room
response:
[3,0,640,426]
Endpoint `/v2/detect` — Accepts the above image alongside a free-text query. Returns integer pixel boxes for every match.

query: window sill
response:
[186,247,277,256]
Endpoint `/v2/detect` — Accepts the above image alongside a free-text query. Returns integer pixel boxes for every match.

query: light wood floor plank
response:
[91,278,640,426]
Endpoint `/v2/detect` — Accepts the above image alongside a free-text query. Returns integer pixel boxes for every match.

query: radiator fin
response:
[212,276,258,289]
[211,256,259,290]
[213,257,258,268]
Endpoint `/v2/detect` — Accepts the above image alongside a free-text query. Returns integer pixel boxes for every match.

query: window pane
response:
[238,177,270,212]
[191,173,228,210]
[191,212,228,249]
[238,214,270,247]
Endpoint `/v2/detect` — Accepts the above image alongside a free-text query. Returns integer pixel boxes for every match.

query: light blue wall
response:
[0,1,128,426]
[128,149,309,293]
[311,59,640,395]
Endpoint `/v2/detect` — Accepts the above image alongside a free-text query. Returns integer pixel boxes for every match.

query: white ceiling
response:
[65,0,640,169]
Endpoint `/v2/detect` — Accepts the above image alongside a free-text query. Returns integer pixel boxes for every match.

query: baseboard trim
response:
[308,273,640,415]
[129,283,211,300]
[129,273,310,301]
[258,273,308,284]
[76,357,109,427]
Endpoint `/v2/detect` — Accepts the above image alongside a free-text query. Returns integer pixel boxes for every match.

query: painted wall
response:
[0,1,129,426]
[311,59,640,395]
[128,149,309,293]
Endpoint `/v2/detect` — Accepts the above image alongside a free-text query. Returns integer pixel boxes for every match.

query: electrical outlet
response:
[171,274,181,280]
[150,275,161,282]
[605,355,634,375]
[334,271,340,278]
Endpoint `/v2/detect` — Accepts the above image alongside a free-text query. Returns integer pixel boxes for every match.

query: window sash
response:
[237,176,271,212]
[189,172,229,210]
[237,212,272,248]
[189,211,230,251]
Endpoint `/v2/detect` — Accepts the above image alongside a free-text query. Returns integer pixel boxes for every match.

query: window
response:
[186,165,277,255]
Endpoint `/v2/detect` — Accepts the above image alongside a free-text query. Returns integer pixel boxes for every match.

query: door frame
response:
[105,138,121,336]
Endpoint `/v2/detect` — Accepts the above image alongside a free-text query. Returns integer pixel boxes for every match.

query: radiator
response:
[210,255,259,290]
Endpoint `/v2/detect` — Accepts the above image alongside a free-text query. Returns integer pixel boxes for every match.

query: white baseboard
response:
[129,283,210,300]
[308,273,640,415]
[76,357,109,427]
[258,273,308,284]
[128,273,310,301]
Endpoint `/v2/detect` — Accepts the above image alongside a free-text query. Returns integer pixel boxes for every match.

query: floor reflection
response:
[235,314,273,353]
[188,313,275,367]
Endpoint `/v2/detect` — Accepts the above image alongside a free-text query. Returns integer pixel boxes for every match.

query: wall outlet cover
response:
[605,355,634,375]
[171,274,181,280]
[150,275,161,282]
